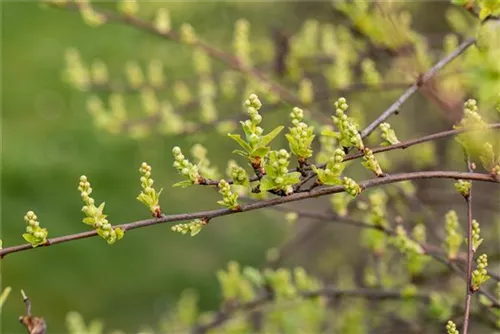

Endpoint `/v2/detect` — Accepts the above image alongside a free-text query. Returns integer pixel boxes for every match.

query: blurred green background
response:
[2,1,499,333]
[0,2,310,332]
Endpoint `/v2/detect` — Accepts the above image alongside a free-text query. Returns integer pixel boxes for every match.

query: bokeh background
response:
[1,1,499,333]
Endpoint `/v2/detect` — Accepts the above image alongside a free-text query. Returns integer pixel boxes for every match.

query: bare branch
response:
[360,38,476,138]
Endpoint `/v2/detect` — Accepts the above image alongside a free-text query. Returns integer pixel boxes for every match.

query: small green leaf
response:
[283,172,301,185]
[232,149,249,157]
[190,225,202,236]
[173,180,194,188]
[251,146,270,158]
[115,228,125,240]
[228,133,252,152]
[258,126,284,148]
[259,176,275,191]
[321,128,340,138]
[83,217,95,225]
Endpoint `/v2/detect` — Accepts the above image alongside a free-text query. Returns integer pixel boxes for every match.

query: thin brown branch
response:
[0,171,497,259]
[191,286,430,334]
[360,37,476,138]
[462,157,475,334]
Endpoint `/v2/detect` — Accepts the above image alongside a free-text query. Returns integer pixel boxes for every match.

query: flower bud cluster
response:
[172,146,203,186]
[154,8,171,34]
[472,253,490,291]
[180,23,197,45]
[286,107,315,160]
[171,219,206,237]
[64,48,90,91]
[446,320,459,334]
[226,160,249,186]
[362,148,383,176]
[454,179,471,198]
[342,177,362,197]
[332,97,364,150]
[22,211,48,247]
[390,225,424,256]
[117,0,139,16]
[136,162,163,216]
[78,175,124,244]
[217,180,239,210]
[260,149,301,195]
[444,210,462,260]
[379,122,400,146]
[125,61,145,89]
[233,19,251,68]
[312,148,345,185]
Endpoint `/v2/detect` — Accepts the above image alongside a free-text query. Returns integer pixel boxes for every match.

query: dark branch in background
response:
[360,38,475,138]
[191,286,431,334]
[249,201,500,309]
[1,171,497,260]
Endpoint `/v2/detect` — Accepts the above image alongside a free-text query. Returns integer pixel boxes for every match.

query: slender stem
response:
[360,37,475,138]
[0,171,497,259]
[463,157,474,334]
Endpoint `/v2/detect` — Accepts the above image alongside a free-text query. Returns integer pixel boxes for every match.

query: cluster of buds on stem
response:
[217,180,240,210]
[78,176,124,244]
[22,211,48,247]
[471,254,490,291]
[171,218,208,237]
[172,146,205,187]
[136,162,163,217]
[332,97,364,150]
[260,149,301,195]
[286,107,315,161]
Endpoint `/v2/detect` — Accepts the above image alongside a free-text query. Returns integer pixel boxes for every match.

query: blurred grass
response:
[0,2,307,332]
